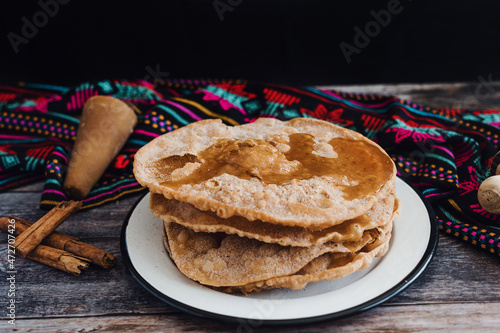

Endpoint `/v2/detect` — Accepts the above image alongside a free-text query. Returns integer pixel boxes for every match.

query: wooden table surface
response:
[2,82,500,332]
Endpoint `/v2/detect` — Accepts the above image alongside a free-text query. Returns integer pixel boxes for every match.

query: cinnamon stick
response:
[13,201,81,257]
[26,245,90,276]
[0,216,116,269]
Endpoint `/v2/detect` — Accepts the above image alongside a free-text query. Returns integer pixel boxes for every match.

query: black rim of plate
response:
[120,177,438,326]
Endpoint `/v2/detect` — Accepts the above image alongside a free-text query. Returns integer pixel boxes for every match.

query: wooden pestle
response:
[63,96,137,200]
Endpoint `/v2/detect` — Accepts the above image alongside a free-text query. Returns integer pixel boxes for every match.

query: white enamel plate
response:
[121,177,438,325]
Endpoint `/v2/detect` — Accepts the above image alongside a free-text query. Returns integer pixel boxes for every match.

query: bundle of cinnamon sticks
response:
[0,201,116,276]
[0,96,138,275]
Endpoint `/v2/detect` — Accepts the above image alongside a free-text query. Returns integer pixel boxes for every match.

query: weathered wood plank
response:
[0,192,145,238]
[7,302,500,333]
[0,239,169,318]
[321,81,500,109]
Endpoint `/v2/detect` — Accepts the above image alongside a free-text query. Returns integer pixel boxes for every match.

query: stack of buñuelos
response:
[134,118,399,294]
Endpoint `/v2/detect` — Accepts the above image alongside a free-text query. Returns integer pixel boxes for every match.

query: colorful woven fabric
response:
[1,79,500,256]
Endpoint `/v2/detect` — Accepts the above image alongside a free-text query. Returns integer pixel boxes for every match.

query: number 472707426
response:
[7,218,16,270]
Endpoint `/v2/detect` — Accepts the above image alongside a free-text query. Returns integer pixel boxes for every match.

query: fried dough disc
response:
[216,221,393,294]
[134,118,396,229]
[164,221,381,287]
[151,192,398,246]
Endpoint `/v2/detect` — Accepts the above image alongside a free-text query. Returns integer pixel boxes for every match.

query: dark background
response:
[1,0,499,86]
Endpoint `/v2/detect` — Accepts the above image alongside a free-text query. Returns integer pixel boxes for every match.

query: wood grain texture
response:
[322,81,500,109]
[1,82,500,332]
[8,303,500,333]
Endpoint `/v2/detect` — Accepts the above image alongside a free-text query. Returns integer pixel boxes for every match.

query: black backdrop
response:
[1,0,500,86]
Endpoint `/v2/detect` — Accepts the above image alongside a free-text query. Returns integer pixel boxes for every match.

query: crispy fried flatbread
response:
[163,221,385,287]
[151,192,398,246]
[215,223,392,294]
[134,118,396,229]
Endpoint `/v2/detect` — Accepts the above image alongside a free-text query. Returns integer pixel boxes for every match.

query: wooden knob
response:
[478,175,500,214]
[490,151,500,176]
